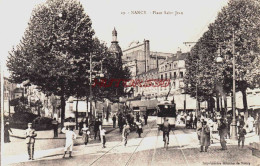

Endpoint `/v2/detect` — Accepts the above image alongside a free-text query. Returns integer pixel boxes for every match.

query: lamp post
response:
[215,29,237,140]
[231,29,238,140]
[195,59,199,117]
[88,54,104,123]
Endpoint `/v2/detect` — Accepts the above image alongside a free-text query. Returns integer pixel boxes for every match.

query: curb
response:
[10,127,118,140]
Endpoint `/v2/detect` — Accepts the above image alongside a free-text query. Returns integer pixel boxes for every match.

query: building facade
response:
[122,40,171,78]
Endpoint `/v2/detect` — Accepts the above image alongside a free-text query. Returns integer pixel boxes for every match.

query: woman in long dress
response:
[62,126,77,158]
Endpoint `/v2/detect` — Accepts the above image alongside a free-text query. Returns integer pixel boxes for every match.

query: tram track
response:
[172,129,190,166]
[150,126,190,166]
[88,121,157,166]
[124,122,157,166]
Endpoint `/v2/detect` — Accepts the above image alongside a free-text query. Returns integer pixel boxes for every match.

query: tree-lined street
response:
[2,0,260,165]
[3,118,259,166]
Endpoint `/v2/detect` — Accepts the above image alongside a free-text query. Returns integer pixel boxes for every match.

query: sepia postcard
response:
[0,0,260,165]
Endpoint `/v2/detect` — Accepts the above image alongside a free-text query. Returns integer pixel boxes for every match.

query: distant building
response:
[122,40,171,78]
[135,68,159,99]
[108,28,123,68]
[158,51,187,98]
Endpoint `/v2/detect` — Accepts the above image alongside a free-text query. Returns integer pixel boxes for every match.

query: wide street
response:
[3,118,259,166]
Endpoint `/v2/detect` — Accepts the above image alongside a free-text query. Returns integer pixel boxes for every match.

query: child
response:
[25,123,37,160]
[238,125,247,148]
[100,128,106,148]
[62,126,77,158]
[81,124,90,145]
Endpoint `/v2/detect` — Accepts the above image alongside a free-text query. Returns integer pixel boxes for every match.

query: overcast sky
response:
[0,0,228,76]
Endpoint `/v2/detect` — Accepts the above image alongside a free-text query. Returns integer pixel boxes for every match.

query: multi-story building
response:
[158,51,187,98]
[130,50,198,111]
[135,68,159,99]
[122,40,171,78]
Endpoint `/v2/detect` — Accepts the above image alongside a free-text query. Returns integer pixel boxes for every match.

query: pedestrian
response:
[255,113,260,135]
[112,115,116,128]
[120,116,126,133]
[200,121,210,152]
[227,114,232,139]
[186,114,191,128]
[247,114,254,133]
[81,123,90,145]
[122,122,130,146]
[52,118,59,138]
[136,120,143,138]
[143,114,148,125]
[190,113,193,128]
[62,126,77,158]
[207,117,214,144]
[237,115,245,132]
[196,119,202,141]
[94,118,101,140]
[218,119,227,150]
[79,119,84,136]
[136,113,140,122]
[4,122,12,143]
[25,123,37,160]
[238,125,247,148]
[100,127,106,148]
[192,115,197,129]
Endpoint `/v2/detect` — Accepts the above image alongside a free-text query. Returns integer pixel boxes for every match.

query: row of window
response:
[160,62,178,71]
[160,71,184,80]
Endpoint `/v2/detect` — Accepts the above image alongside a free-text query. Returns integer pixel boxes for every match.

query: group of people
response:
[196,112,260,152]
[119,113,149,146]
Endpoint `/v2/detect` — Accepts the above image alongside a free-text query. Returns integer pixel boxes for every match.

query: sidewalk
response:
[10,123,116,140]
[212,131,259,145]
[3,119,153,165]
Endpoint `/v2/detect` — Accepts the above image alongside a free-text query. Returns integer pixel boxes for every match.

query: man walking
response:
[112,115,116,128]
[143,114,148,125]
[122,122,130,146]
[162,118,170,144]
[94,118,101,140]
[25,123,37,160]
[238,125,247,148]
[52,118,59,138]
[218,119,227,150]
[200,121,210,152]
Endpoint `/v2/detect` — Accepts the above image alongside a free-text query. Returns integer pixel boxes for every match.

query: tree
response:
[7,0,95,127]
[212,0,260,113]
[185,0,260,115]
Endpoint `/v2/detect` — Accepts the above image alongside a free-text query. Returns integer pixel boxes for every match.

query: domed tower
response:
[108,28,123,67]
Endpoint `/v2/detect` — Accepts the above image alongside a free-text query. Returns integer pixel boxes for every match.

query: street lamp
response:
[88,54,104,123]
[215,29,237,140]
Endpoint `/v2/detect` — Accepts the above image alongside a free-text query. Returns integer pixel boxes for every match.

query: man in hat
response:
[52,118,59,138]
[25,123,37,160]
[200,121,210,152]
[218,118,227,150]
[4,122,12,143]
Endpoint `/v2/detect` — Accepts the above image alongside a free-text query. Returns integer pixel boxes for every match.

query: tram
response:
[156,100,177,130]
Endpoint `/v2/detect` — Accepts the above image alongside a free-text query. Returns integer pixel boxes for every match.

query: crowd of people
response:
[194,111,260,152]
[4,110,260,160]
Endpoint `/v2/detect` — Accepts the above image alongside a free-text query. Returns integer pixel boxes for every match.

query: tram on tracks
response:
[156,100,177,130]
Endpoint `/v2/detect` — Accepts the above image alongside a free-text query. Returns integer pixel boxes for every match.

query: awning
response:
[127,100,158,109]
